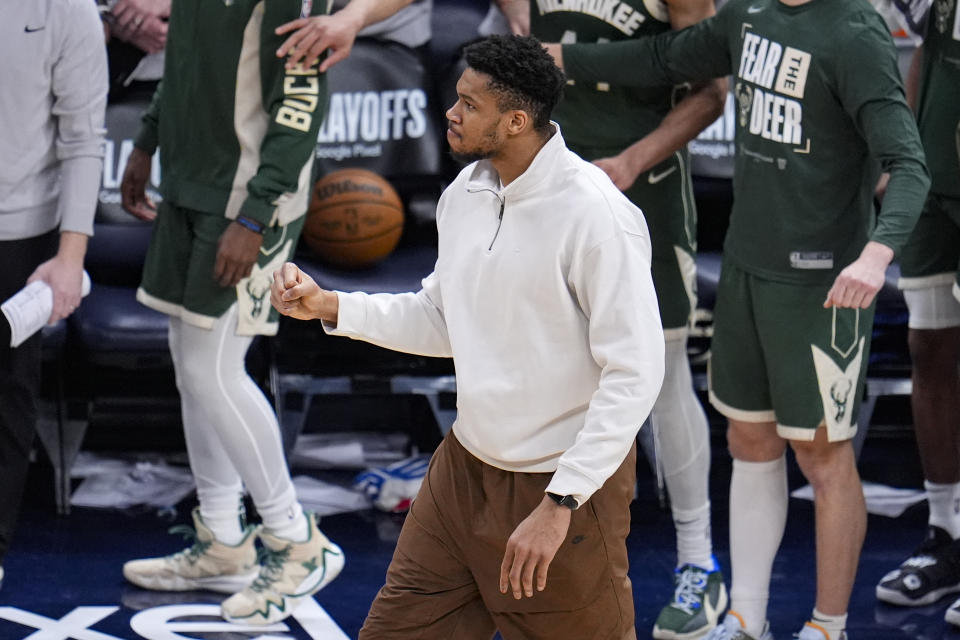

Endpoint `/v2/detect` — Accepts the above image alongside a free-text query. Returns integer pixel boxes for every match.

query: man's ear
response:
[505,109,531,136]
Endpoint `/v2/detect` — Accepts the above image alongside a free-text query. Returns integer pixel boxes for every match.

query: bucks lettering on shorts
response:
[734,30,811,148]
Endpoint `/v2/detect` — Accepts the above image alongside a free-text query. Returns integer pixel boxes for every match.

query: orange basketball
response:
[303,168,404,269]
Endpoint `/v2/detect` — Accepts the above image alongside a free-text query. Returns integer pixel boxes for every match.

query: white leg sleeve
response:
[170,315,245,543]
[169,305,303,538]
[729,455,788,637]
[651,337,713,567]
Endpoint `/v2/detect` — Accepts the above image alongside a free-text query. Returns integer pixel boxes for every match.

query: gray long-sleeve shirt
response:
[0,0,108,241]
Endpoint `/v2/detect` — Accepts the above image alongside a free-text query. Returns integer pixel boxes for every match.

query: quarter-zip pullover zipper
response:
[489,196,505,251]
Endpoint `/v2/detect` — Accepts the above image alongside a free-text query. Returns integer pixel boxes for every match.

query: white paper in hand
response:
[1,271,91,347]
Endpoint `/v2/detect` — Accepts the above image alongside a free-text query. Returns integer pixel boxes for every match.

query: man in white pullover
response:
[0,0,107,592]
[272,34,665,639]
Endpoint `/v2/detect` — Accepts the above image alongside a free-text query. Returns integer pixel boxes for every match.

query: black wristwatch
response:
[546,492,579,510]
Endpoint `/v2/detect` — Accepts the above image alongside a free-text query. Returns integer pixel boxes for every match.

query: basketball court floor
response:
[0,396,953,640]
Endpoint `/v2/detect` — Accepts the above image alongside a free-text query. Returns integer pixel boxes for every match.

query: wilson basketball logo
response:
[303,169,405,269]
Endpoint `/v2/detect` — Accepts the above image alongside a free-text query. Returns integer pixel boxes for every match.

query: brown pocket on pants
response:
[480,499,613,614]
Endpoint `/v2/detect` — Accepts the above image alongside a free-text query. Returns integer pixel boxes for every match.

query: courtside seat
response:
[296,243,438,297]
[76,212,169,367]
[37,91,179,514]
[70,283,169,368]
[47,220,172,515]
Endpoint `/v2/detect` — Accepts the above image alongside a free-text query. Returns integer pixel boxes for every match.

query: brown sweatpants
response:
[359,431,638,640]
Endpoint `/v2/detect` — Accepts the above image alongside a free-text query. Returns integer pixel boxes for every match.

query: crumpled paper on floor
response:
[791,481,925,518]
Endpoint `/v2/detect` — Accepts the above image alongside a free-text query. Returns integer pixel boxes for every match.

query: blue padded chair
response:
[43,90,175,514]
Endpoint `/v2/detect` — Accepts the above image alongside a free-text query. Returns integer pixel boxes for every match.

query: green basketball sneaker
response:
[653,563,728,639]
[122,507,259,593]
[221,512,345,625]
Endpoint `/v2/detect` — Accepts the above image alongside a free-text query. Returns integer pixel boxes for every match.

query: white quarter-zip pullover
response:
[328,126,665,504]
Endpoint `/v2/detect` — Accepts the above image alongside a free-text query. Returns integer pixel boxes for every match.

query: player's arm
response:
[33,0,108,323]
[550,225,665,508]
[123,81,163,222]
[277,188,456,356]
[500,215,665,601]
[274,259,454,357]
[875,42,924,202]
[272,262,339,323]
[214,1,332,287]
[825,20,930,309]
[275,0,416,71]
[593,0,727,189]
[551,7,730,89]
[238,0,332,231]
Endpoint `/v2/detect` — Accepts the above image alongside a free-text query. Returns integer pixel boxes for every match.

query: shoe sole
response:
[946,608,960,627]
[652,584,729,640]
[123,567,259,594]
[876,582,960,607]
[222,543,346,625]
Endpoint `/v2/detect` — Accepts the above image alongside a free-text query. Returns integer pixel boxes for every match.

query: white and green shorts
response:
[708,258,875,442]
[137,201,304,336]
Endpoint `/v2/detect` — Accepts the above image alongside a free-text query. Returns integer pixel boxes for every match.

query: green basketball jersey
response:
[917,0,960,198]
[531,0,674,147]
[135,0,330,228]
[563,0,929,285]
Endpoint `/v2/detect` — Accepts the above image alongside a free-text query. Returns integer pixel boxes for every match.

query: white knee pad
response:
[900,277,960,330]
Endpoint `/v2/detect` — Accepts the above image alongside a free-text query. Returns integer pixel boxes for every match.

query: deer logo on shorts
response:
[245,274,271,319]
[829,378,853,423]
[934,0,954,33]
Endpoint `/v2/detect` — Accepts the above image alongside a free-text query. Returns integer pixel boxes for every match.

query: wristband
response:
[235,215,265,234]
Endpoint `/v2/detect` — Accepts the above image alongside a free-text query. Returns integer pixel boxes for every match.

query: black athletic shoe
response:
[876,526,960,606]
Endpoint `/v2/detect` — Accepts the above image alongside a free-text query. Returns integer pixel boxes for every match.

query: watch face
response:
[548,492,578,509]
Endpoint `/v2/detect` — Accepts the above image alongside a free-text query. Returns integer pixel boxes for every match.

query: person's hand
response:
[214,223,264,288]
[271,262,339,323]
[121,147,157,221]
[275,11,363,72]
[499,495,571,600]
[593,150,644,191]
[110,13,167,53]
[497,0,530,35]
[111,0,170,31]
[27,257,85,324]
[824,241,894,309]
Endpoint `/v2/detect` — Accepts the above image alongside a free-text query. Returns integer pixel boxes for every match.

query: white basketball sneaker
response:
[123,507,259,593]
[221,512,344,625]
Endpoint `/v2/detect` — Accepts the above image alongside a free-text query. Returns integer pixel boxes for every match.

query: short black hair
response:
[463,35,565,134]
